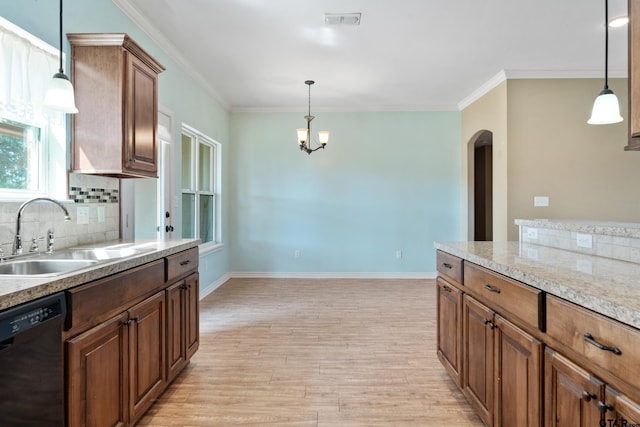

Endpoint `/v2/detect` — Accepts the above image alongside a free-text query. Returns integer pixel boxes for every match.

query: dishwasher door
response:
[0,292,66,427]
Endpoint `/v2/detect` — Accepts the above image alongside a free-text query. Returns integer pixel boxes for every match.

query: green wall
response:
[230,111,462,275]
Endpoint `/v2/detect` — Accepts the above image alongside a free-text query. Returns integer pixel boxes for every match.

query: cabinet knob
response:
[442,285,452,293]
[484,319,496,329]
[124,316,140,326]
[582,391,596,402]
[597,400,613,414]
[442,263,453,269]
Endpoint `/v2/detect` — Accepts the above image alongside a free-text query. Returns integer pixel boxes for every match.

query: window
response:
[181,125,221,247]
[0,119,43,192]
[0,16,66,200]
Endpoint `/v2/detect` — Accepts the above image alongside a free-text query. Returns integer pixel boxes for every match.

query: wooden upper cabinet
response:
[68,33,165,177]
[627,0,640,150]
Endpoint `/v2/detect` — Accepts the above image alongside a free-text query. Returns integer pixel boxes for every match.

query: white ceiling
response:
[115,0,629,112]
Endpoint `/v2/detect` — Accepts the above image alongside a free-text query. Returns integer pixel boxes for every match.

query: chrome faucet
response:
[13,198,71,255]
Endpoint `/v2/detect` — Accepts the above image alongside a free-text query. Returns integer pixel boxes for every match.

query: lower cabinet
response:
[67,313,128,427]
[462,295,542,427]
[166,273,199,382]
[65,247,200,427]
[67,291,166,427]
[436,277,463,387]
[545,347,640,427]
[128,292,166,423]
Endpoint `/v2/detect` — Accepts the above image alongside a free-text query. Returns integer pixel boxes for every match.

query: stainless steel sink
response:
[0,259,99,276]
[51,247,151,261]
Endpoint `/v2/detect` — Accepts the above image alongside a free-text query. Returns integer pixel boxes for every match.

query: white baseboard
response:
[199,272,231,299]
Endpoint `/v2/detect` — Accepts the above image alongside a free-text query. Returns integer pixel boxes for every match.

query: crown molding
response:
[458,68,628,111]
[457,70,507,111]
[112,0,230,110]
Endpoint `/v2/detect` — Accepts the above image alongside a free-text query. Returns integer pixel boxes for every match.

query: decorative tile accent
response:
[70,186,119,204]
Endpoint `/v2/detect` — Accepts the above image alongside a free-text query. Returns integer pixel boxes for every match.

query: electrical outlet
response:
[77,206,89,225]
[576,233,593,249]
[396,250,402,259]
[294,250,301,258]
[526,227,538,240]
[97,206,105,223]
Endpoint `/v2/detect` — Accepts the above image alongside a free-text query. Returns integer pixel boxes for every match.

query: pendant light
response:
[588,0,622,125]
[297,80,329,154]
[43,0,78,114]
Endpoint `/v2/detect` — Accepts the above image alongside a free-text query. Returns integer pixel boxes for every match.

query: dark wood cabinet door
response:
[463,295,495,426]
[437,277,463,387]
[67,313,129,427]
[124,52,158,175]
[605,386,640,426]
[544,347,603,427]
[628,0,640,150]
[166,280,187,382]
[494,315,542,427]
[128,291,166,423]
[185,273,200,360]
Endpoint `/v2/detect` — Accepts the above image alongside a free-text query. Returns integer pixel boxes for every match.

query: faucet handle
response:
[0,242,9,261]
[30,236,45,253]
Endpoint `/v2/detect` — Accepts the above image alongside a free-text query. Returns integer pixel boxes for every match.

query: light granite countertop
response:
[434,241,640,330]
[0,238,200,311]
[515,219,640,239]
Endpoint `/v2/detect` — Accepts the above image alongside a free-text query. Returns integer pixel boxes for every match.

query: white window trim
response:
[181,123,222,250]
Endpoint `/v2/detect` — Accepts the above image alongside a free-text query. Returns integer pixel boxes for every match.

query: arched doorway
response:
[471,130,493,241]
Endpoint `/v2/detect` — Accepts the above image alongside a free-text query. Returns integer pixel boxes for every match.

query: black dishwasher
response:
[0,292,66,426]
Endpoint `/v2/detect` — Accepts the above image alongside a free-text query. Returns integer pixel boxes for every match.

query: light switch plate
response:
[526,227,538,240]
[534,196,549,207]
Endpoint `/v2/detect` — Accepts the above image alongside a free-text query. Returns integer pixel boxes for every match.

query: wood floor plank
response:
[136,278,482,426]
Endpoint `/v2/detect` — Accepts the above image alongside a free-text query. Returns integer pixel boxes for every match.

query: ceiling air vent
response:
[324,13,361,26]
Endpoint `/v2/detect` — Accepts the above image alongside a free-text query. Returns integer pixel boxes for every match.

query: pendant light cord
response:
[308,83,312,116]
[58,0,64,73]
[604,0,609,90]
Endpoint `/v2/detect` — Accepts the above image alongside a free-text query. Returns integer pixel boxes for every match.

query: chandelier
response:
[296,80,329,154]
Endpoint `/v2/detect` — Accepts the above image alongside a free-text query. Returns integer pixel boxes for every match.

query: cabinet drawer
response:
[66,260,164,334]
[437,250,463,284]
[166,247,199,283]
[464,262,543,331]
[546,295,640,385]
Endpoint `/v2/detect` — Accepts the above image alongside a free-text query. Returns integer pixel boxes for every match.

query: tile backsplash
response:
[0,174,120,255]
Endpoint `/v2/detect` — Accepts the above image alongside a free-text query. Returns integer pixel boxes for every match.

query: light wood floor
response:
[137,278,482,426]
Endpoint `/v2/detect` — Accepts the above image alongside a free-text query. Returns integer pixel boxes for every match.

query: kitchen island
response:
[435,220,640,427]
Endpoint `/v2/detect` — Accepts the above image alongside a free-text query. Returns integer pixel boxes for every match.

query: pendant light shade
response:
[44,72,78,113]
[43,0,78,114]
[588,88,623,124]
[588,0,622,125]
